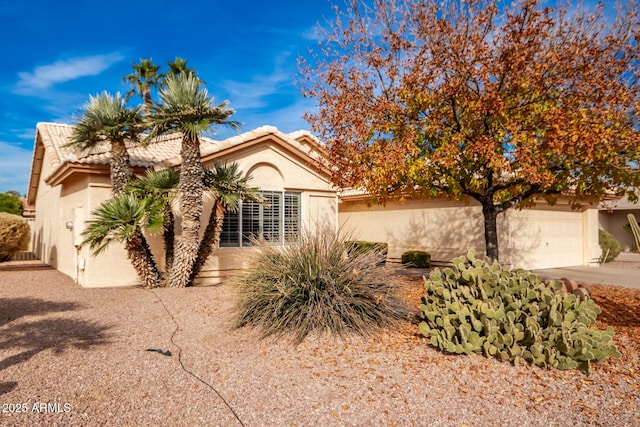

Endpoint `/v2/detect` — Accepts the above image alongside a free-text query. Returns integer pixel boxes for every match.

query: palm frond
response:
[122,58,161,102]
[128,168,179,196]
[145,74,241,142]
[82,194,163,255]
[68,92,143,150]
[203,162,263,212]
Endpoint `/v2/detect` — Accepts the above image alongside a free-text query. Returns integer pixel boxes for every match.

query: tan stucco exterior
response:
[27,124,337,287]
[339,197,600,270]
[27,122,605,287]
[32,166,141,287]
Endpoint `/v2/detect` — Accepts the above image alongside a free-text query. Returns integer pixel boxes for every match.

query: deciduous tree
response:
[300,0,640,261]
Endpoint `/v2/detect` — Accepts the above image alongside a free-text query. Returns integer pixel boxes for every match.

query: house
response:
[26,122,602,287]
[26,123,337,287]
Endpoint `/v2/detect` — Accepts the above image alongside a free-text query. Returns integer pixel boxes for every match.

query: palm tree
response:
[123,58,161,114]
[188,163,262,286]
[69,91,143,195]
[163,57,198,81]
[82,194,163,288]
[127,169,179,278]
[146,74,241,288]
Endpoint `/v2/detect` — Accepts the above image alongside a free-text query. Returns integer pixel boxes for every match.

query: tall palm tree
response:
[146,74,241,288]
[127,169,179,278]
[82,194,163,288]
[163,57,197,81]
[188,163,262,286]
[69,91,143,195]
[123,58,161,114]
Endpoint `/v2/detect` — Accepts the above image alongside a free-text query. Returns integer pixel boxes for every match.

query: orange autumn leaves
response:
[301,0,640,204]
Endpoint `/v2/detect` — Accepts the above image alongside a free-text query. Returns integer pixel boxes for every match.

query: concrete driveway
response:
[535,252,640,290]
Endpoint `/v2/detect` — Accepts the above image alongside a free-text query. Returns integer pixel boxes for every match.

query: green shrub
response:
[0,192,24,216]
[598,229,621,262]
[345,240,388,265]
[401,250,431,268]
[0,213,31,262]
[234,231,406,344]
[418,250,620,374]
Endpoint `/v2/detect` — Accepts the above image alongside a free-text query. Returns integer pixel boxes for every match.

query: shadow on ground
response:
[0,297,113,393]
[591,290,640,328]
[0,297,83,327]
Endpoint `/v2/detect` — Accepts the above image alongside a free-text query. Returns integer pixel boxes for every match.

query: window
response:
[220,191,301,247]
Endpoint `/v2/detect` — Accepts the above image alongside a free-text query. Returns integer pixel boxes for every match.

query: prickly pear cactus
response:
[418,250,620,374]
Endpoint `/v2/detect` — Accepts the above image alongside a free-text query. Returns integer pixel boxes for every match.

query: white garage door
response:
[500,209,584,270]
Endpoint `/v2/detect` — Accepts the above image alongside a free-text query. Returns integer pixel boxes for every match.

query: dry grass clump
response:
[233,230,407,344]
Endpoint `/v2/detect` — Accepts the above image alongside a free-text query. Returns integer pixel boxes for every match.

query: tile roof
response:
[29,122,327,201]
[37,122,185,169]
[599,191,640,211]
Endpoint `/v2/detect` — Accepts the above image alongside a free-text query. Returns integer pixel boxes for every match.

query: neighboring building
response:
[599,193,640,252]
[26,123,336,287]
[26,122,602,287]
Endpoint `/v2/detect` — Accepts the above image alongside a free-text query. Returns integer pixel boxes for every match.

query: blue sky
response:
[0,0,335,195]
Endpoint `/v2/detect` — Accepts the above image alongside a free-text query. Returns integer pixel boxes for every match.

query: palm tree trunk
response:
[125,233,161,288]
[111,141,162,287]
[163,210,175,278]
[110,142,133,196]
[169,136,203,287]
[187,199,224,286]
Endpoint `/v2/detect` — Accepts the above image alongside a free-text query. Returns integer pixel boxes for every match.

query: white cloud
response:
[14,52,124,95]
[302,22,328,42]
[216,96,316,141]
[223,75,287,110]
[0,141,34,194]
[221,53,296,110]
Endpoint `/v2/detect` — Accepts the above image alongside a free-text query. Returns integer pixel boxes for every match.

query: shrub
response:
[0,213,31,262]
[0,192,24,216]
[598,229,621,262]
[234,231,406,344]
[418,250,620,374]
[345,240,388,265]
[401,250,431,268]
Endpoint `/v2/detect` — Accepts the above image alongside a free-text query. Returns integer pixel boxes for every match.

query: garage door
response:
[500,209,584,269]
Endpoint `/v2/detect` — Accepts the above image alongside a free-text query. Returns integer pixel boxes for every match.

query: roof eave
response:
[45,162,111,187]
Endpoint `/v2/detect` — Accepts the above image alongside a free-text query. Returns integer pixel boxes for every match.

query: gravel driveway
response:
[1,265,639,426]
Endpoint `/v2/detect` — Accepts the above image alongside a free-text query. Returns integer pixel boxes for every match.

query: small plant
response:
[233,230,406,344]
[0,213,31,262]
[419,250,620,374]
[345,240,388,265]
[401,250,431,268]
[599,229,621,262]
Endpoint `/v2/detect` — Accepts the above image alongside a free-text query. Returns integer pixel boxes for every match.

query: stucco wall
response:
[79,177,141,287]
[599,210,639,252]
[338,198,599,270]
[33,139,338,288]
[32,168,142,288]
[195,141,338,284]
[32,155,66,274]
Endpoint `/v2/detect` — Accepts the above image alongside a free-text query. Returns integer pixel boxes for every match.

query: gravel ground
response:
[0,265,639,427]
